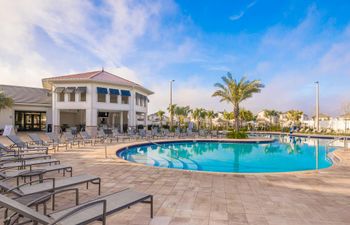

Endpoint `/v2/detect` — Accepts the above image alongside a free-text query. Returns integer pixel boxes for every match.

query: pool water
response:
[117,136,335,173]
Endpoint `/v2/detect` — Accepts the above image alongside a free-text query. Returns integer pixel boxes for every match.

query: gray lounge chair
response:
[63,132,80,148]
[0,188,153,225]
[0,164,73,185]
[7,135,48,154]
[0,143,50,163]
[0,158,60,170]
[45,132,68,151]
[79,131,95,146]
[0,174,101,197]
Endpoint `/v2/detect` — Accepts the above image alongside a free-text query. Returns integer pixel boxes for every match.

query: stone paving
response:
[1,136,350,225]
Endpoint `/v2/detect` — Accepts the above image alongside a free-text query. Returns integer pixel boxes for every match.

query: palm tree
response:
[167,104,176,127]
[223,111,234,129]
[286,110,303,125]
[0,92,13,111]
[156,110,165,127]
[206,110,217,130]
[212,73,264,131]
[239,109,254,126]
[192,108,206,129]
[264,109,280,125]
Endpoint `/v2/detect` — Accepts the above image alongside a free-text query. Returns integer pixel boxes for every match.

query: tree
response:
[223,111,234,129]
[192,108,206,129]
[167,104,176,127]
[0,92,13,111]
[156,110,165,127]
[239,109,254,126]
[264,109,280,125]
[212,73,264,131]
[286,110,303,125]
[206,110,217,130]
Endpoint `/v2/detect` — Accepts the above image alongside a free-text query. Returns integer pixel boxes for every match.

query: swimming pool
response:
[117,136,335,173]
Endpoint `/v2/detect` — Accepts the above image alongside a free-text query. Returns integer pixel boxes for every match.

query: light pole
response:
[170,80,175,130]
[315,81,319,132]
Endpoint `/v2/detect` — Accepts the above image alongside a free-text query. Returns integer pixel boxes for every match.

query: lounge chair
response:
[0,188,153,225]
[0,158,60,170]
[79,131,95,146]
[0,174,101,198]
[0,164,73,185]
[63,132,80,148]
[6,135,48,154]
[45,132,68,151]
[0,143,50,163]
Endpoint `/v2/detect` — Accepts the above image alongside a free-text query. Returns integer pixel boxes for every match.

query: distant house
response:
[312,113,330,121]
[147,113,169,126]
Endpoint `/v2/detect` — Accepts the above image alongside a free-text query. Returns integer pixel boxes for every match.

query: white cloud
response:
[229,12,244,21]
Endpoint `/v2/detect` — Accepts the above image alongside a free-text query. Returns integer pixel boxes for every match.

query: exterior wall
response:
[51,82,149,133]
[0,104,52,130]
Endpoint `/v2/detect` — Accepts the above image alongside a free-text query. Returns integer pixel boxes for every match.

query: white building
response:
[0,70,153,135]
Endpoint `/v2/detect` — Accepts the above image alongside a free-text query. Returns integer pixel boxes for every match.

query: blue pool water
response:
[117,136,335,173]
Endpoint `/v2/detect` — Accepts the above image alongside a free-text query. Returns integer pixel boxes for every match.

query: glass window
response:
[58,92,65,102]
[110,94,118,103]
[98,93,106,102]
[121,96,129,104]
[80,93,86,102]
[69,93,75,102]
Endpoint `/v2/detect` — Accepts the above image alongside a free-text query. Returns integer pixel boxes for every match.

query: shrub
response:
[226,130,248,139]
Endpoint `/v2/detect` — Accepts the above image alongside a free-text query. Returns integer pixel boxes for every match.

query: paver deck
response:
[1,136,350,225]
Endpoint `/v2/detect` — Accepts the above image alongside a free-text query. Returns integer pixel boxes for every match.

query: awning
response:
[121,90,131,96]
[97,87,108,94]
[109,88,120,95]
[54,87,65,93]
[76,87,87,94]
[64,87,76,94]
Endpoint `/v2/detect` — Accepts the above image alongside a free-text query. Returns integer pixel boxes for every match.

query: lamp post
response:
[315,81,320,132]
[170,80,175,130]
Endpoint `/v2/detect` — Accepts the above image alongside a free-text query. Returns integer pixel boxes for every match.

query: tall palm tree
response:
[206,110,217,130]
[0,92,13,111]
[156,110,165,127]
[167,104,176,127]
[212,73,264,131]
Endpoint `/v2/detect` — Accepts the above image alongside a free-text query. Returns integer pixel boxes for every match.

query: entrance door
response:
[15,111,46,131]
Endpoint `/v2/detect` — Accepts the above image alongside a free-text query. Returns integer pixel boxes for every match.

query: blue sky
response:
[0,0,350,115]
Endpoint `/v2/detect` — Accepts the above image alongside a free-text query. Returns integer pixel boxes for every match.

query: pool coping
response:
[114,137,344,175]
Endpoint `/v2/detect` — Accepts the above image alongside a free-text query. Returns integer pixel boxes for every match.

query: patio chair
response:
[27,133,52,148]
[0,164,73,185]
[45,132,68,151]
[6,135,48,155]
[79,131,95,146]
[0,158,60,170]
[63,132,80,148]
[0,174,101,208]
[0,143,50,161]
[0,188,153,225]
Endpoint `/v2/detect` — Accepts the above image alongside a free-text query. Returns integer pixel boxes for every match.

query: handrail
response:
[325,136,345,151]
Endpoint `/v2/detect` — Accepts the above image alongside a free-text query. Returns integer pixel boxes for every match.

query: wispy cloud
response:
[229,0,257,21]
[229,12,244,21]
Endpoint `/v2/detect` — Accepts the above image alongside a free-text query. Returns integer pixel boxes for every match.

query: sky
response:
[0,0,350,116]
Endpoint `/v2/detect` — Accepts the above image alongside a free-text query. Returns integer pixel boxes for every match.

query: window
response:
[110,94,118,103]
[121,96,129,104]
[69,93,75,102]
[80,93,86,102]
[58,92,65,102]
[98,93,106,102]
